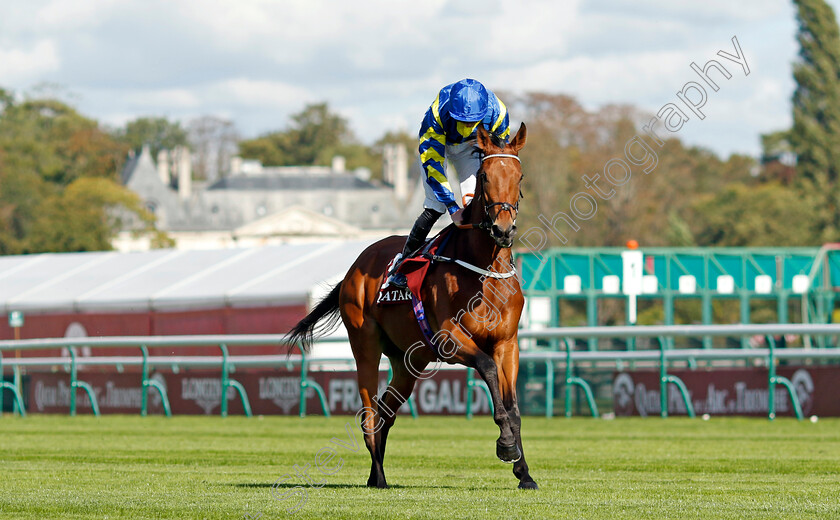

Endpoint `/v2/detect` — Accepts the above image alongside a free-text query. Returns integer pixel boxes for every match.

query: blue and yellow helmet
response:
[448,79,489,122]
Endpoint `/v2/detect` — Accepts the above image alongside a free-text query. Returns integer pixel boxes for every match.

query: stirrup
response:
[388,272,408,289]
[383,253,407,289]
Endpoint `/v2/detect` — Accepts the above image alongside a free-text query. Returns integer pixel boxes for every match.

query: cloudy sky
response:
[0,0,833,158]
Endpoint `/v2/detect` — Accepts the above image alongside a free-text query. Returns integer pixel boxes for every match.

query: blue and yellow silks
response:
[418,84,510,215]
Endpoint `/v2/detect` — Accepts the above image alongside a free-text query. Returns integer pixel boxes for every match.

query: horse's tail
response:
[285,283,343,354]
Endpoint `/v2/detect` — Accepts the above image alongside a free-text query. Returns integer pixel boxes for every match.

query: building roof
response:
[120,152,140,185]
[0,241,376,314]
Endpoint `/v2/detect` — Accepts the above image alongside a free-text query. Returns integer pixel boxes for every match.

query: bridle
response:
[458,153,522,232]
[480,153,522,221]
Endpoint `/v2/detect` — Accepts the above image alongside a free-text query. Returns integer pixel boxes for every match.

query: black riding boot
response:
[388,208,443,288]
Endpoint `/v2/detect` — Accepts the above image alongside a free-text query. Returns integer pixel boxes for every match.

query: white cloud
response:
[428,0,578,64]
[35,0,121,31]
[583,0,786,23]
[1,0,836,157]
[494,50,689,105]
[122,88,201,110]
[205,79,312,109]
[650,1,786,20]
[0,40,60,84]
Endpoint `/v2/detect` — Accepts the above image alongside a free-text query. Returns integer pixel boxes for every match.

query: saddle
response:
[376,229,452,306]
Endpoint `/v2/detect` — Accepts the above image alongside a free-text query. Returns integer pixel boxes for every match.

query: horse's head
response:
[474,123,527,248]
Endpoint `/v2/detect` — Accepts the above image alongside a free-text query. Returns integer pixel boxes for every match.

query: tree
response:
[0,98,128,185]
[238,102,366,167]
[790,0,840,240]
[0,152,49,254]
[367,130,419,182]
[689,182,819,246]
[26,178,154,252]
[291,103,354,161]
[760,130,796,184]
[0,90,169,254]
[509,93,764,325]
[373,130,416,154]
[506,92,757,248]
[117,117,188,158]
[0,87,13,110]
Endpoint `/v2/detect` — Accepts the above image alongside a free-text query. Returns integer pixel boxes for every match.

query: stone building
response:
[116,144,425,250]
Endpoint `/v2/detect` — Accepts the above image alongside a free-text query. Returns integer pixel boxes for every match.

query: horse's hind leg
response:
[356,357,388,488]
[348,320,389,489]
[472,351,519,463]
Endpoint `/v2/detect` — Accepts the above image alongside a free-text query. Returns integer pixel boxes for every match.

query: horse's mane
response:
[471,133,509,158]
[461,188,480,225]
[487,133,508,151]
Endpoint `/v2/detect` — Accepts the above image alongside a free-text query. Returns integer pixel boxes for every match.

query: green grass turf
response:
[0,415,838,520]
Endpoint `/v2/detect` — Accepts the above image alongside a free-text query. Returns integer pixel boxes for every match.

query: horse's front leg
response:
[495,340,538,489]
[473,351,519,463]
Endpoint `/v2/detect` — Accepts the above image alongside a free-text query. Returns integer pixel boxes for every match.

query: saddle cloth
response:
[376,229,452,306]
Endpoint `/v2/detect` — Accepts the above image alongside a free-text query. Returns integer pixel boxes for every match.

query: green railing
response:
[0,349,25,417]
[0,335,332,418]
[139,345,171,417]
[3,324,840,420]
[519,247,840,349]
[518,323,840,420]
[562,338,599,419]
[0,335,423,419]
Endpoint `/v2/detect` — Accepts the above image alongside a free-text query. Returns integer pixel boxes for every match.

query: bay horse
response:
[287,124,537,490]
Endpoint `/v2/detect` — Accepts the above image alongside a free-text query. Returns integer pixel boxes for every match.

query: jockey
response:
[387,78,510,288]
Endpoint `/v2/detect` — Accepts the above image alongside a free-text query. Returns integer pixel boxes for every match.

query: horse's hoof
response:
[367,477,389,489]
[518,480,539,490]
[496,442,522,463]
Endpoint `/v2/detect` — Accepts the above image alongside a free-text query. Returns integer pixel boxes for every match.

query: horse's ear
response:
[509,123,527,154]
[476,125,493,152]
